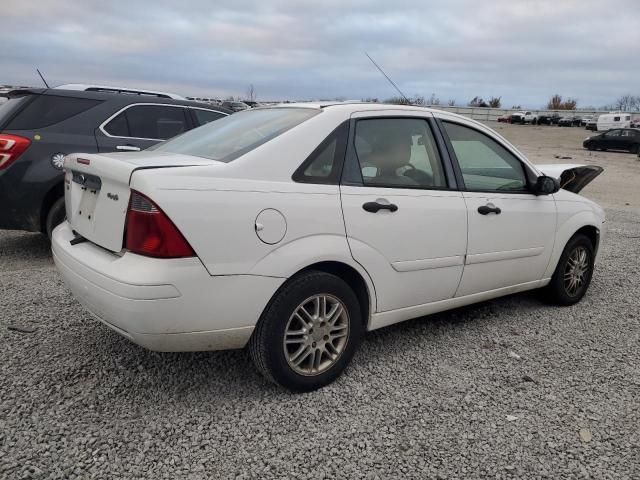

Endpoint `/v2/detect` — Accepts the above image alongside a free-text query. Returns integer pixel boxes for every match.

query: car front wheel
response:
[543,234,595,306]
[249,271,363,392]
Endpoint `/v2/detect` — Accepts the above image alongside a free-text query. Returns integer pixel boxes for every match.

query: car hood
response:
[536,164,604,193]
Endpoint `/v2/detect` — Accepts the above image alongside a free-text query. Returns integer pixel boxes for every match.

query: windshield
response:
[152,108,319,162]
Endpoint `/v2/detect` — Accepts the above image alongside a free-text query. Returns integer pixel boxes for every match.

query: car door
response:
[340,112,467,313]
[601,129,621,150]
[439,120,557,297]
[95,104,192,152]
[619,129,638,151]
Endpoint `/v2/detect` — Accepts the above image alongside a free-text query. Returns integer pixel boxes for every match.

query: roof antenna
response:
[365,52,410,104]
[36,68,50,88]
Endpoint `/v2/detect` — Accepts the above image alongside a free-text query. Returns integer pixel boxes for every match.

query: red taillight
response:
[0,134,31,170]
[124,191,195,258]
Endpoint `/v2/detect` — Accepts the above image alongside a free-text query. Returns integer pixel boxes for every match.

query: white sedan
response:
[52,103,605,391]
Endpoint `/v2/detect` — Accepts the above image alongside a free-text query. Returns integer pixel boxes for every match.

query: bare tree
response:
[448,99,456,106]
[547,94,563,110]
[614,94,640,111]
[427,93,440,106]
[246,84,256,102]
[547,94,577,110]
[468,96,488,107]
[488,96,502,108]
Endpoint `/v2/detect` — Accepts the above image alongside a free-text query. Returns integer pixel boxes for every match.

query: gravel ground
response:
[1,127,640,479]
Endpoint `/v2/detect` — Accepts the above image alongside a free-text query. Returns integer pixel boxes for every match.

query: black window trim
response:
[436,118,539,195]
[339,115,460,191]
[292,120,350,185]
[100,103,225,142]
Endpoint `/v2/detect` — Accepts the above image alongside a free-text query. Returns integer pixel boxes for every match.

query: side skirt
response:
[368,278,550,331]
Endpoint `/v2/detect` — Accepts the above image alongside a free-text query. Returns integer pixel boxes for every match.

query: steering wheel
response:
[402,164,434,186]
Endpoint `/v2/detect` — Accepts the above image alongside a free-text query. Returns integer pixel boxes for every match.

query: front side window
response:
[605,130,621,137]
[152,108,319,162]
[442,121,528,192]
[352,118,447,189]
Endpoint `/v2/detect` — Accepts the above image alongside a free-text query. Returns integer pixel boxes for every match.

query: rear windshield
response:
[6,94,102,130]
[152,108,319,162]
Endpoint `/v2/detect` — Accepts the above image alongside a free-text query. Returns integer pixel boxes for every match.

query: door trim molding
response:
[392,255,464,272]
[465,246,544,265]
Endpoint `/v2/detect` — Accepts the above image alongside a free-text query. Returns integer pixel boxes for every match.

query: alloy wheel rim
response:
[564,246,589,296]
[283,294,350,376]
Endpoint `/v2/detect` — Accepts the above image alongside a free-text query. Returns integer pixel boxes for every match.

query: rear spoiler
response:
[536,164,603,193]
[6,88,45,98]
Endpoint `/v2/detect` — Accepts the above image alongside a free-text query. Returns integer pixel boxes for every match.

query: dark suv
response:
[0,88,229,237]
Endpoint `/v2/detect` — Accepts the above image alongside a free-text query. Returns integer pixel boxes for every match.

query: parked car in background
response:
[0,87,229,238]
[586,115,599,131]
[52,103,605,391]
[630,118,640,129]
[510,111,538,124]
[537,113,562,125]
[597,113,631,131]
[497,113,511,123]
[558,116,581,127]
[583,128,640,153]
[580,115,593,127]
[222,101,250,112]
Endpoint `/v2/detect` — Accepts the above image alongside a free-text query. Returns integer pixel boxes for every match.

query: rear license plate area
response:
[72,171,102,222]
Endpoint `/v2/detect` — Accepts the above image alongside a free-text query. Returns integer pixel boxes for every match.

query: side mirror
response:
[534,175,560,195]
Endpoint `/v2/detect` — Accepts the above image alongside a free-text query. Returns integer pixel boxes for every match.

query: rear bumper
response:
[52,222,284,351]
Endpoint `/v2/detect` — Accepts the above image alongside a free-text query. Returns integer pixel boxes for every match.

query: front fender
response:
[249,234,377,313]
[543,209,603,279]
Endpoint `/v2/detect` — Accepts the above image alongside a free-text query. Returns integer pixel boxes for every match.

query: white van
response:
[597,113,631,131]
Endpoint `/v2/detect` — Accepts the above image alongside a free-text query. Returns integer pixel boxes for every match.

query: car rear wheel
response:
[45,197,66,240]
[630,144,639,154]
[543,234,595,306]
[249,271,363,392]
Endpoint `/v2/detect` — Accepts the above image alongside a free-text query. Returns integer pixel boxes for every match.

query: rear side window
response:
[192,109,225,126]
[6,95,102,130]
[352,118,447,189]
[103,105,189,140]
[293,122,348,184]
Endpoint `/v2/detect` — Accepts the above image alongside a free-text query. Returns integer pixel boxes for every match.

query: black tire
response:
[586,143,595,151]
[630,144,639,154]
[543,234,595,306]
[45,197,66,240]
[249,271,363,392]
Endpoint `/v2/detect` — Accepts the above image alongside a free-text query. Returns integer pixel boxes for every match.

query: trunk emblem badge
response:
[107,193,119,201]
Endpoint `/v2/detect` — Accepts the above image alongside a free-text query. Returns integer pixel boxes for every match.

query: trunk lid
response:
[536,164,603,193]
[63,151,214,252]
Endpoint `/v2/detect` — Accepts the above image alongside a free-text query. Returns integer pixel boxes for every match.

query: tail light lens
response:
[0,134,31,170]
[125,191,195,258]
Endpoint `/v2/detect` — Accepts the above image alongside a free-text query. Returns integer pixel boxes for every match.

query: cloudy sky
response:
[1,0,638,107]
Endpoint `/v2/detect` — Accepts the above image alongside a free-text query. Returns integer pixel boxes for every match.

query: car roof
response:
[55,84,186,100]
[7,88,231,112]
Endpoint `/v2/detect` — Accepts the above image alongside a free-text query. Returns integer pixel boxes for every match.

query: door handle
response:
[116,145,141,152]
[362,201,398,213]
[477,204,501,215]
